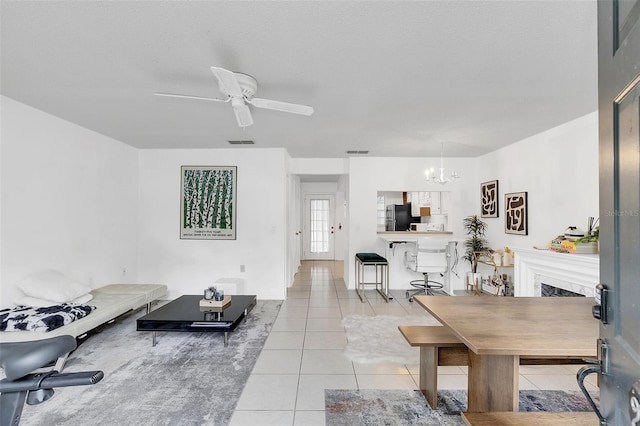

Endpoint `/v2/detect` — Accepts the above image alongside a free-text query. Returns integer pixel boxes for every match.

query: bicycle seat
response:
[0,335,76,380]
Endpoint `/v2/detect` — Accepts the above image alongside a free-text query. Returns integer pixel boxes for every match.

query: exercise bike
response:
[0,335,103,426]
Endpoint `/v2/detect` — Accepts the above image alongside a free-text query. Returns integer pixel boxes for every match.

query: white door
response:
[597,1,640,424]
[287,176,302,285]
[303,194,335,260]
[294,179,302,269]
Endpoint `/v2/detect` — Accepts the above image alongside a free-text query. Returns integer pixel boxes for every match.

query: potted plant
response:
[463,215,490,289]
[574,226,599,253]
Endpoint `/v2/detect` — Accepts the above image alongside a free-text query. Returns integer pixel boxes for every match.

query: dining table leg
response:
[467,352,519,412]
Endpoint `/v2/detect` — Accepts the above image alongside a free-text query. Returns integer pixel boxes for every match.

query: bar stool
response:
[354,252,390,302]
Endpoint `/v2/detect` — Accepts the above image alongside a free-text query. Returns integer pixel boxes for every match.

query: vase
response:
[467,272,479,292]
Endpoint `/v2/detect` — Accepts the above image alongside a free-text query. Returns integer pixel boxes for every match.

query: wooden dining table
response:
[413,295,599,412]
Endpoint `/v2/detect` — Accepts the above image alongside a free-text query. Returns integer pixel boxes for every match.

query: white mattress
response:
[0,284,167,343]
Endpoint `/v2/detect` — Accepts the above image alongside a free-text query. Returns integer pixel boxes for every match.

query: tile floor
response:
[229,260,598,426]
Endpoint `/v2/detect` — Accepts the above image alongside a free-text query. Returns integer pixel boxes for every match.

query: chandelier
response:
[425,141,460,185]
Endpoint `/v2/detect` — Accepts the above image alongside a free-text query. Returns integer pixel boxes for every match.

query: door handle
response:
[577,365,605,424]
[577,338,607,425]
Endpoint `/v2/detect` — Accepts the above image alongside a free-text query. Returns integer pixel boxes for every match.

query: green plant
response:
[463,215,490,273]
[575,226,599,244]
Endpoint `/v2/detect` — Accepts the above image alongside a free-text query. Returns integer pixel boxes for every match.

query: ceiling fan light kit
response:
[155,66,314,128]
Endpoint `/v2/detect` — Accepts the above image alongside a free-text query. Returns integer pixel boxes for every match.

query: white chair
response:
[404,238,449,301]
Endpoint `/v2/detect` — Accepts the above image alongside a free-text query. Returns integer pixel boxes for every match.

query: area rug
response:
[325,389,600,426]
[342,315,440,365]
[18,300,281,426]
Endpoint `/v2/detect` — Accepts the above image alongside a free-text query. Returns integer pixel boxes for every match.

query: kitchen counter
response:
[376,233,465,295]
[377,231,453,235]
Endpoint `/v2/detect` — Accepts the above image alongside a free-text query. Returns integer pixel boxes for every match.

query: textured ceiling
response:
[0,1,598,158]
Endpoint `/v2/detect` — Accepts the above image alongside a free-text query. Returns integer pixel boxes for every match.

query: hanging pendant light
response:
[425,141,460,185]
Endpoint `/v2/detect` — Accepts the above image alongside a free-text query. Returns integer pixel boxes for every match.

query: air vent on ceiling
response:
[228,140,255,145]
[346,150,369,155]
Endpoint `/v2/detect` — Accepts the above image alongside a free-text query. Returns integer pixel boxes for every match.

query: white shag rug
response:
[342,315,440,365]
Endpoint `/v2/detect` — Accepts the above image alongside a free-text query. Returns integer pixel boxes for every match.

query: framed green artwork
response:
[180,166,237,240]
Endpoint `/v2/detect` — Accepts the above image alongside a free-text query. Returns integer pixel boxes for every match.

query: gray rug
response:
[325,389,600,426]
[19,300,281,426]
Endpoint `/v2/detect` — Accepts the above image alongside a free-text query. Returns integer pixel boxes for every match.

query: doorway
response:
[303,194,335,260]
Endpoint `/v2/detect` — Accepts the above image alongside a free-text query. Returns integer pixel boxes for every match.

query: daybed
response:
[0,284,167,343]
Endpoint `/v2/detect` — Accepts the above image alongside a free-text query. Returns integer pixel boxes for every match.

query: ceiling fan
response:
[155,66,314,128]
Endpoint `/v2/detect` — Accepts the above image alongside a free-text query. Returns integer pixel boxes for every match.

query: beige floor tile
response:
[286,291,311,299]
[436,374,468,390]
[438,366,467,374]
[519,375,540,390]
[229,410,295,426]
[277,306,309,318]
[519,364,578,375]
[305,317,345,332]
[300,349,354,374]
[263,331,305,350]
[406,363,420,375]
[339,305,376,316]
[525,373,598,392]
[352,361,411,375]
[357,374,418,390]
[308,297,340,308]
[282,298,310,307]
[235,375,299,410]
[307,307,342,319]
[252,349,302,374]
[271,317,307,332]
[293,410,325,426]
[303,331,347,350]
[335,290,361,299]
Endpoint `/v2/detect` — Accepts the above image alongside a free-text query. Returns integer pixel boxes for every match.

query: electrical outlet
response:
[122,267,127,276]
[240,265,245,273]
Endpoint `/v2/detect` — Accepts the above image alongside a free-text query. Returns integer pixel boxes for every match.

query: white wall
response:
[477,112,599,252]
[1,96,139,307]
[344,112,598,292]
[290,158,348,175]
[137,148,288,300]
[347,156,477,290]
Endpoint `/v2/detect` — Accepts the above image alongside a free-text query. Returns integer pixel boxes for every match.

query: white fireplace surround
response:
[514,247,599,297]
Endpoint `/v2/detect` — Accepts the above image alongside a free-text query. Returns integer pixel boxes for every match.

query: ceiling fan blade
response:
[248,97,314,116]
[154,92,228,102]
[231,98,253,127]
[210,67,243,97]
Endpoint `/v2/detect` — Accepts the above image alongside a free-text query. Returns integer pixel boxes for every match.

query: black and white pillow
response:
[0,304,95,332]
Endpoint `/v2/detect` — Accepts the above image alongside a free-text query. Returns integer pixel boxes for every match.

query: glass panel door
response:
[310,199,330,253]
[303,194,335,260]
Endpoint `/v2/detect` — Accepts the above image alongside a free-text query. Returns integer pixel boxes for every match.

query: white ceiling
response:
[1,1,598,158]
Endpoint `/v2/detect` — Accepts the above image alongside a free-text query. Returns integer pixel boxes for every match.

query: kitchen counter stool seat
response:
[354,253,390,303]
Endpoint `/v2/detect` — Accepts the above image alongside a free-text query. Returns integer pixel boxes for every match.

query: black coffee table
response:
[136,295,257,347]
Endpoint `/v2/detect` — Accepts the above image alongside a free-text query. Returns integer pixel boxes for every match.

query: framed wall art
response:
[180,166,237,240]
[505,191,528,235]
[480,180,499,218]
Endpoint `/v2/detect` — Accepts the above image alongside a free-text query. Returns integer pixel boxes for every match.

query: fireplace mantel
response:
[513,247,599,297]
